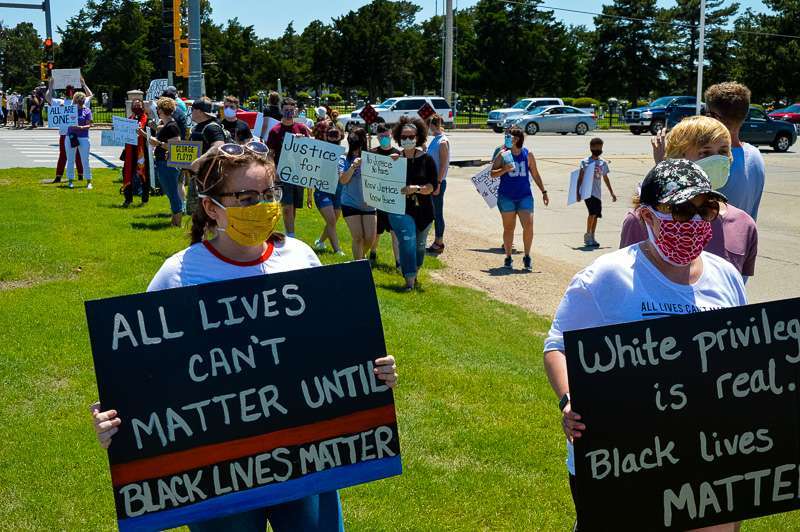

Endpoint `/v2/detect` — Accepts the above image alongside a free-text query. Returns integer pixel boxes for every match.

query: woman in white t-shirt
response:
[89,142,399,531]
[544,159,746,532]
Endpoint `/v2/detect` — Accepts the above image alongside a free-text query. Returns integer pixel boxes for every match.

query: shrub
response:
[562,97,575,107]
[325,93,342,103]
[572,97,601,109]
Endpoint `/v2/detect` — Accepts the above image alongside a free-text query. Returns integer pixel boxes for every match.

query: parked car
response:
[625,96,696,135]
[769,104,800,133]
[510,105,597,135]
[740,106,797,152]
[487,97,563,132]
[341,96,454,131]
[666,102,707,130]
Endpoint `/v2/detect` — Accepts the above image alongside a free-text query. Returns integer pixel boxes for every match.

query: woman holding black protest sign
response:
[390,117,438,292]
[90,142,398,531]
[339,127,376,260]
[543,159,746,532]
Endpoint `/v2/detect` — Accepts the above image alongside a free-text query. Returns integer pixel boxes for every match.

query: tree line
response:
[0,0,798,107]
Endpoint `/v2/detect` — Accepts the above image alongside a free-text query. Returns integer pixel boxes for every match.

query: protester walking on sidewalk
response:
[490,127,549,271]
[425,115,450,255]
[390,117,438,292]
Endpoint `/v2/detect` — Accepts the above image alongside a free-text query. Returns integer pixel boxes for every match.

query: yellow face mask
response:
[217,201,282,247]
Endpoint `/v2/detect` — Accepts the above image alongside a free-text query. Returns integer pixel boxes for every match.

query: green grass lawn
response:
[0,168,797,531]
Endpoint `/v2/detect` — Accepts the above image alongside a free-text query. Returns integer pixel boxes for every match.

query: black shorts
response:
[584,196,602,218]
[280,183,304,209]
[341,205,376,218]
[376,210,392,234]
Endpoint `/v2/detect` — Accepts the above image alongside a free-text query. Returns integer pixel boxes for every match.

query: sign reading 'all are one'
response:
[84,261,402,531]
[565,297,800,531]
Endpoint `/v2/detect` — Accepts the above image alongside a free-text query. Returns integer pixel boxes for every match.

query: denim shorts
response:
[314,187,342,210]
[497,194,533,213]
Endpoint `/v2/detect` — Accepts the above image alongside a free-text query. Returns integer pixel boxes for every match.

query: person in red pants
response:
[45,76,92,183]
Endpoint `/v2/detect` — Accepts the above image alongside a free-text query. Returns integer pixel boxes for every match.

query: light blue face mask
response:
[379,136,391,149]
[695,154,731,190]
[504,135,513,149]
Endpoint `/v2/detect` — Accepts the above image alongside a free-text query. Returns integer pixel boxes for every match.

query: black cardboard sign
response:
[565,298,800,530]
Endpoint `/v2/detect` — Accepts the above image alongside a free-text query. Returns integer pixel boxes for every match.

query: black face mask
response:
[591,149,603,157]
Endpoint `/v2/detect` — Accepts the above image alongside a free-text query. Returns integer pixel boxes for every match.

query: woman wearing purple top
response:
[66,91,94,189]
[621,115,758,279]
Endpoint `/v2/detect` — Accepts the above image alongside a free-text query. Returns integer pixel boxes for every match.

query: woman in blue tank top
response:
[490,126,549,271]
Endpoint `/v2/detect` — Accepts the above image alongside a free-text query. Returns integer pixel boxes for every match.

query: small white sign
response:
[568,162,595,206]
[361,152,407,215]
[47,104,78,129]
[101,130,126,147]
[52,68,81,89]
[471,166,499,209]
[146,79,169,102]
[112,116,139,146]
[277,134,345,193]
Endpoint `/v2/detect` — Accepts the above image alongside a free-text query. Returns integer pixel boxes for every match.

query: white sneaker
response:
[68,180,74,189]
[583,233,591,246]
[335,250,346,257]
[86,182,93,190]
[314,239,326,251]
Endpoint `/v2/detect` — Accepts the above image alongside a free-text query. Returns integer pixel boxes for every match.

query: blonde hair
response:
[72,91,86,105]
[156,97,176,115]
[665,115,731,159]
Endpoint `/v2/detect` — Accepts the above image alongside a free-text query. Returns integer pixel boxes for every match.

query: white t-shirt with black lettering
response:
[147,237,321,292]
[543,243,747,474]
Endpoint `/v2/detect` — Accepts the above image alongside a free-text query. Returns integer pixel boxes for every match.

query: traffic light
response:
[40,62,47,81]
[46,61,55,78]
[43,37,53,59]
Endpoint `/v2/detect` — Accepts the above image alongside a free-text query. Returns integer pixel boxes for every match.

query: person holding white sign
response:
[490,127,549,271]
[311,122,346,256]
[45,76,90,184]
[339,127,377,260]
[543,159,746,532]
[65,91,94,189]
[390,117,438,292]
[90,145,399,531]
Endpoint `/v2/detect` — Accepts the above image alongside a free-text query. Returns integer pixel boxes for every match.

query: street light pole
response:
[187,0,203,98]
[443,0,453,105]
[695,0,706,115]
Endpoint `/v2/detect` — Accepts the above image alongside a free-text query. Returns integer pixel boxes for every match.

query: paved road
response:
[442,129,800,308]
[0,127,120,171]
[1,126,797,308]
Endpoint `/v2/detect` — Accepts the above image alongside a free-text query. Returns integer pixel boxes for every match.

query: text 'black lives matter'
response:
[565,297,800,530]
[85,260,401,532]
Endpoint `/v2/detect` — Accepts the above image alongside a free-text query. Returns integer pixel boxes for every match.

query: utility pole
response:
[443,0,454,105]
[187,0,202,98]
[695,0,706,115]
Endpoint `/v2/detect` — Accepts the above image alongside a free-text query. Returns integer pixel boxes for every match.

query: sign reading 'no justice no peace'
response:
[565,297,800,530]
[85,261,402,531]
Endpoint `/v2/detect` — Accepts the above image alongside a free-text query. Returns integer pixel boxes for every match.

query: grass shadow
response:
[108,202,147,210]
[134,212,171,219]
[130,221,173,231]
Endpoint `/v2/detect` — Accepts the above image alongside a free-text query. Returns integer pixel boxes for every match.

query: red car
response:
[769,104,800,125]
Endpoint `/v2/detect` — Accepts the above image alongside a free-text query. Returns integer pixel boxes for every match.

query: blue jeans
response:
[156,160,183,214]
[432,179,446,239]
[389,213,432,279]
[189,491,344,532]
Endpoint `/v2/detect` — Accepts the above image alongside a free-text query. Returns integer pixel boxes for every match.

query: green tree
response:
[0,22,44,92]
[587,0,666,103]
[733,1,800,101]
[55,12,98,81]
[661,0,739,95]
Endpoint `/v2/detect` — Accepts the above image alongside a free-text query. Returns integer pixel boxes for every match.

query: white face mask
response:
[401,138,416,150]
[223,107,237,119]
[695,154,731,190]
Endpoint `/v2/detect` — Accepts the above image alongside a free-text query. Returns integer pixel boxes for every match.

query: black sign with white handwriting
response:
[85,261,402,531]
[565,298,800,530]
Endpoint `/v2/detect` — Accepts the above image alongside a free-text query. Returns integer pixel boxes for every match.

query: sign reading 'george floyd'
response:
[565,298,800,531]
[85,261,402,532]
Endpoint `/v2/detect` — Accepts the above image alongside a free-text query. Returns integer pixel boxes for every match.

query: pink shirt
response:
[619,204,758,276]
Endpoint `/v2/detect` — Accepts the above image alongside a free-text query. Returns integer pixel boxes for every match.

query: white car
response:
[487,97,563,132]
[341,96,454,131]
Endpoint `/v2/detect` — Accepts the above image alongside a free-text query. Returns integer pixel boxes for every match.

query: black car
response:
[666,105,797,152]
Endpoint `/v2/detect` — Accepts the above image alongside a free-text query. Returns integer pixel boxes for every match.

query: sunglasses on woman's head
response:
[198,141,270,192]
[655,199,720,222]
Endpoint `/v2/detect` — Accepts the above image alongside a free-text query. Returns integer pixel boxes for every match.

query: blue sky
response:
[1,0,772,40]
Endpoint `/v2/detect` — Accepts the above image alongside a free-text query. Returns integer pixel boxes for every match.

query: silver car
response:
[510,105,598,135]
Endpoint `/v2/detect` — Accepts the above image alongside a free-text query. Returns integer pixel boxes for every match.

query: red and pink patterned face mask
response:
[643,208,713,266]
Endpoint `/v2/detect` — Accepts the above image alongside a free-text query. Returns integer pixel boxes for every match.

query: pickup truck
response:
[625,96,696,135]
